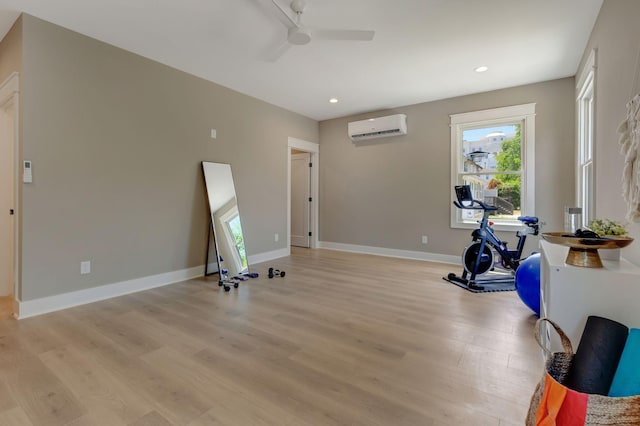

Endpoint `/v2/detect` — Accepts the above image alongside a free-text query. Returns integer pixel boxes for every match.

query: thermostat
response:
[23,160,32,183]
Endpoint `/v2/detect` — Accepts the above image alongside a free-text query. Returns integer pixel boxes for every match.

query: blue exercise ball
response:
[515,253,541,316]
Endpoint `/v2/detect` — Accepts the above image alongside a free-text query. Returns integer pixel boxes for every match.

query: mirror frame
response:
[201,161,250,278]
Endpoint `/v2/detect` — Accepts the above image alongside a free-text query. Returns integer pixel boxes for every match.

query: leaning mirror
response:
[202,162,249,279]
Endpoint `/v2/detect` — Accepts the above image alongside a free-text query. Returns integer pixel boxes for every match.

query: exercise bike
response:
[444,185,539,292]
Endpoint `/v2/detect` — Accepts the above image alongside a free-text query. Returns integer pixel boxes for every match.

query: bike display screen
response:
[455,185,473,206]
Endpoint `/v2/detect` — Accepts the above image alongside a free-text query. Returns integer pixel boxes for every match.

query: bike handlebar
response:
[453,199,498,212]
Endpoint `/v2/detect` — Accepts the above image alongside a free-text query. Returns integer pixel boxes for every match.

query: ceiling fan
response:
[266,0,375,60]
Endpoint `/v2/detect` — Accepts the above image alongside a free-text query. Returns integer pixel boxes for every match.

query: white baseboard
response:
[248,247,290,265]
[15,246,291,319]
[16,264,205,319]
[14,244,453,319]
[318,241,459,265]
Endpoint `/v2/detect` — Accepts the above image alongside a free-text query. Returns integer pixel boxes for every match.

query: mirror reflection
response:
[202,162,249,279]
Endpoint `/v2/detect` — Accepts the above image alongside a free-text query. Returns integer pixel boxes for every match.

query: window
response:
[577,50,596,227]
[219,206,248,273]
[450,103,536,230]
[226,214,247,270]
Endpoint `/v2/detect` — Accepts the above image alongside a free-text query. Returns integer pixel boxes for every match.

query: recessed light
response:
[474,66,489,73]
[329,97,338,103]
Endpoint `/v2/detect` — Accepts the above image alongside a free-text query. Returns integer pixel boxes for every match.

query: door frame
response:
[287,137,319,251]
[0,72,20,306]
[290,152,311,248]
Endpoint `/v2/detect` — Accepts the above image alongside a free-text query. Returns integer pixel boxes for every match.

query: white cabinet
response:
[540,240,640,352]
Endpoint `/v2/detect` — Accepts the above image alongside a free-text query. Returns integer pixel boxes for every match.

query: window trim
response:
[576,49,596,227]
[450,103,536,231]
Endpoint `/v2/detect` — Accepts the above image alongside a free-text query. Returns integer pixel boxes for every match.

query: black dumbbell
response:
[219,280,238,291]
[268,267,286,279]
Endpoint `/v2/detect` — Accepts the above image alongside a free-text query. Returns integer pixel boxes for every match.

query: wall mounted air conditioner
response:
[348,114,407,142]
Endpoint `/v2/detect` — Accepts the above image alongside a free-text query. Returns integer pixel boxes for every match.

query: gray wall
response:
[318,78,576,258]
[578,0,640,266]
[19,15,317,300]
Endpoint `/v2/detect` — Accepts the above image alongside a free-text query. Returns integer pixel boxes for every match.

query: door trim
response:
[0,72,20,307]
[290,152,311,248]
[287,137,319,253]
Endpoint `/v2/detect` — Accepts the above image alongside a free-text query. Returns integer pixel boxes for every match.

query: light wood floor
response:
[0,248,543,426]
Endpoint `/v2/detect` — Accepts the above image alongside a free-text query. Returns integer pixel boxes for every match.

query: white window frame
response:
[450,103,536,231]
[576,49,596,227]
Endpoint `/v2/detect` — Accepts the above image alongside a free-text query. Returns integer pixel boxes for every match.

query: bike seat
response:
[518,216,539,224]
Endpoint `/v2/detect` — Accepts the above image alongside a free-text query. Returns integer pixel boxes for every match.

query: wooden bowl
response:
[541,232,634,268]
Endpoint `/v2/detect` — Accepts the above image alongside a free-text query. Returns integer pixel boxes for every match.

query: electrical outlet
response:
[80,261,91,275]
[274,233,279,242]
[421,235,428,244]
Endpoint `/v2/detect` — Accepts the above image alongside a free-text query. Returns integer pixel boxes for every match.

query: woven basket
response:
[527,318,640,425]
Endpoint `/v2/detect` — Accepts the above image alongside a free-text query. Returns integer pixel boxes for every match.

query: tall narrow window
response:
[219,205,248,273]
[226,214,247,270]
[577,50,596,226]
[450,104,536,230]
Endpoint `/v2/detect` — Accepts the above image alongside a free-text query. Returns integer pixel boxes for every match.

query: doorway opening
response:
[0,72,19,316]
[287,137,319,252]
[291,150,311,247]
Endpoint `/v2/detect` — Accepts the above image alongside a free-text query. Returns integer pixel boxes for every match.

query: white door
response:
[0,99,15,296]
[291,152,311,248]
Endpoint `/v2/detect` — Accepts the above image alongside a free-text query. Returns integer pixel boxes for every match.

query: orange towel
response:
[536,374,588,425]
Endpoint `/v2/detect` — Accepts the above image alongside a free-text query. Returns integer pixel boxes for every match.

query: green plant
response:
[587,218,628,236]
[495,126,522,209]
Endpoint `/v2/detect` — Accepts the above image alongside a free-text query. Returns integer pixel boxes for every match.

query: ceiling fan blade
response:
[271,0,299,27]
[313,29,375,41]
[264,41,293,62]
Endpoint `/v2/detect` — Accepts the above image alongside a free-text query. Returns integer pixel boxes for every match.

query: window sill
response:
[452,221,523,232]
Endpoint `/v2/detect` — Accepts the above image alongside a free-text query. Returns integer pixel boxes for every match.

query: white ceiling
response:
[0,0,603,121]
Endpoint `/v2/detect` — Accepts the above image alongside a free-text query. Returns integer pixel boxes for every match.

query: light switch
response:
[80,261,91,275]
